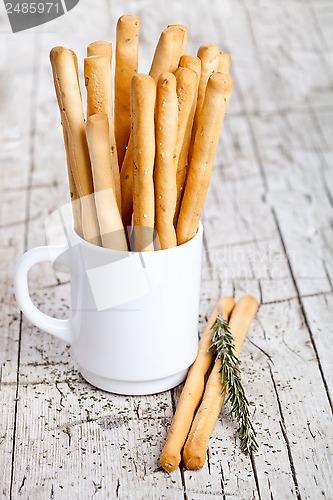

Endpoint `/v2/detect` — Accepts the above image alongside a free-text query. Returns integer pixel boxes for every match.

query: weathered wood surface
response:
[0,0,332,498]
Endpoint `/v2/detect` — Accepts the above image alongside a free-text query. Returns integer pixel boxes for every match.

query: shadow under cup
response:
[15,222,204,396]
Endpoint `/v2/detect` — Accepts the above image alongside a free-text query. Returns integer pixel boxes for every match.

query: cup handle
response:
[14,245,73,344]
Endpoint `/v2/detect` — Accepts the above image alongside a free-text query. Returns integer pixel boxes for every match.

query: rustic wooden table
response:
[1,0,332,498]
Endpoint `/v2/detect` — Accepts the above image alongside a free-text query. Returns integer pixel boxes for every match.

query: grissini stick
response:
[87,40,112,64]
[167,24,188,54]
[84,55,121,212]
[115,14,140,166]
[183,295,259,470]
[190,44,223,150]
[173,67,198,225]
[132,74,156,252]
[119,136,134,228]
[86,114,128,251]
[121,25,186,229]
[179,54,201,76]
[149,25,186,82]
[218,51,231,74]
[160,296,235,472]
[176,73,233,245]
[50,47,101,246]
[62,126,83,238]
[122,22,184,229]
[154,73,179,249]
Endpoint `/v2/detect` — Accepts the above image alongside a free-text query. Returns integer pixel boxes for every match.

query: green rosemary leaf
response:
[209,316,258,455]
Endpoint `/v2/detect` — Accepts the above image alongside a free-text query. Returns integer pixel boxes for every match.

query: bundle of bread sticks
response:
[50,15,233,252]
[160,295,259,471]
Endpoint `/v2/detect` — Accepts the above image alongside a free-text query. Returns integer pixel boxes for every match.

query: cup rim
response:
[70,220,203,255]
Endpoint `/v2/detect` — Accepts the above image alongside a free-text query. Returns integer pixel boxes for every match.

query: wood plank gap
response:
[269,365,302,500]
[9,33,41,500]
[250,452,262,500]
[307,108,333,211]
[272,208,333,414]
[231,1,333,414]
[219,462,226,500]
[227,75,268,195]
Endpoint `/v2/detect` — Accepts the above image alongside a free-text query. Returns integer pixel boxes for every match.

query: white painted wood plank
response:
[0,32,38,498]
[10,377,184,499]
[302,293,333,395]
[1,0,332,498]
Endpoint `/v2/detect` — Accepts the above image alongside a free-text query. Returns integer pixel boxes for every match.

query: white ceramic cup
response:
[14,222,203,395]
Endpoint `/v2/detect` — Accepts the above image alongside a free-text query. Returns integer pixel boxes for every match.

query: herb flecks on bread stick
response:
[160,296,235,472]
[183,295,259,470]
[86,114,128,251]
[132,74,156,252]
[115,15,140,166]
[149,26,186,82]
[84,55,121,212]
[218,51,231,74]
[154,73,179,249]
[173,66,199,225]
[176,72,233,245]
[49,46,101,246]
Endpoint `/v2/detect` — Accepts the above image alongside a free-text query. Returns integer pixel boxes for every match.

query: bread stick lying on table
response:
[87,41,112,64]
[160,296,235,472]
[149,25,186,81]
[173,66,199,225]
[154,73,179,249]
[183,295,259,470]
[176,73,233,245]
[84,55,121,212]
[86,114,128,251]
[50,47,101,246]
[132,74,156,252]
[115,14,140,166]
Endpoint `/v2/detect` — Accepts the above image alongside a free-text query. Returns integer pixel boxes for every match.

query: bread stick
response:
[86,114,128,251]
[190,44,221,152]
[218,51,231,74]
[115,14,140,166]
[176,73,233,245]
[132,74,156,252]
[179,55,201,76]
[154,73,178,249]
[84,55,121,212]
[87,41,112,64]
[167,24,188,54]
[119,135,134,228]
[183,295,259,470]
[160,296,235,472]
[62,127,83,237]
[149,26,186,82]
[50,47,101,245]
[173,67,198,225]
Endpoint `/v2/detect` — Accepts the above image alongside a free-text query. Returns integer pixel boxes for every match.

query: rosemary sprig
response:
[209,316,258,454]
